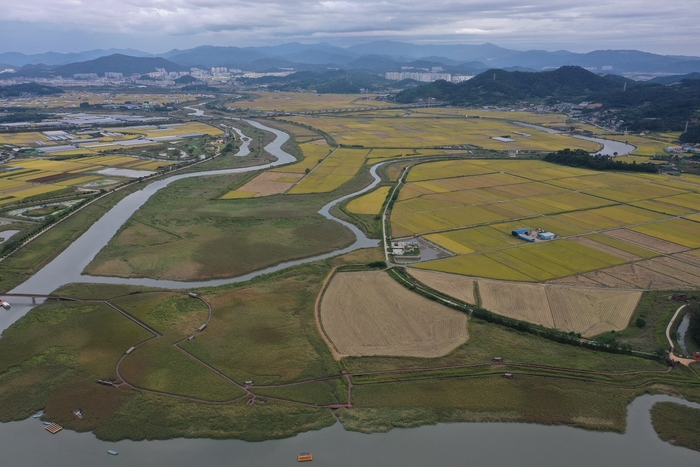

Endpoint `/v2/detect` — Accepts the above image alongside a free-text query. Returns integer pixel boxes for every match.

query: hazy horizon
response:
[0,0,697,56]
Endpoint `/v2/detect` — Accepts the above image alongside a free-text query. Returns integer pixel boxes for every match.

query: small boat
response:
[0,300,10,310]
[42,421,52,425]
[33,413,43,419]
[107,450,118,456]
[297,452,313,462]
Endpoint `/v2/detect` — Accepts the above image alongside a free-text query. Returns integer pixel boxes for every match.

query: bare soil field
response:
[478,280,554,328]
[546,286,641,337]
[320,271,468,357]
[547,275,606,287]
[603,229,688,254]
[408,269,476,304]
[596,263,693,289]
[228,171,303,197]
[639,258,700,286]
[570,237,642,262]
[579,271,637,288]
[673,251,700,267]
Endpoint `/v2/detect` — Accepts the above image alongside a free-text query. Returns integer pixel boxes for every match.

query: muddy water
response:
[0,394,698,466]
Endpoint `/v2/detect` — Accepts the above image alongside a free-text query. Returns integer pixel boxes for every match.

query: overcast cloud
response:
[0,0,698,55]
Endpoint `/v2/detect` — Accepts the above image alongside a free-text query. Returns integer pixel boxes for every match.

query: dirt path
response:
[666,303,697,366]
[314,267,347,361]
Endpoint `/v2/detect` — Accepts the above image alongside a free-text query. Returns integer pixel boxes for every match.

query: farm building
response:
[512,228,555,242]
[391,240,421,258]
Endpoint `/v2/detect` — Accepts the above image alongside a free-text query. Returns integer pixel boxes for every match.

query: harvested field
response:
[598,263,694,290]
[546,287,641,337]
[222,171,302,198]
[408,269,476,304]
[673,251,700,267]
[320,271,468,357]
[455,277,642,336]
[478,280,554,328]
[603,229,687,254]
[640,257,700,286]
[580,271,638,288]
[547,275,607,287]
[570,237,642,262]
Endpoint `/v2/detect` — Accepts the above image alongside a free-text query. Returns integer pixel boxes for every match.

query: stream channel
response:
[0,120,692,465]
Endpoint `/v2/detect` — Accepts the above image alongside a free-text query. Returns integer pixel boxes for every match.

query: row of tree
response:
[543,148,658,173]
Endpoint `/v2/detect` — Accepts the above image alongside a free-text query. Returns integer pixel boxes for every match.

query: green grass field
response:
[84,174,356,281]
[651,402,700,452]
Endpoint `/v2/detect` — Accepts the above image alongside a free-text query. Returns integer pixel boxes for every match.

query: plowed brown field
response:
[320,271,468,357]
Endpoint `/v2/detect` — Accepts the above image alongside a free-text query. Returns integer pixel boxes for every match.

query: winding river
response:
[0,120,696,464]
[0,119,380,333]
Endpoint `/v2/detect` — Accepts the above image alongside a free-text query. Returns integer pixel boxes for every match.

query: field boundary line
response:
[314,266,346,361]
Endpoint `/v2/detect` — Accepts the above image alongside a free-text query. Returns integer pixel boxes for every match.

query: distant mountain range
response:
[1,41,700,76]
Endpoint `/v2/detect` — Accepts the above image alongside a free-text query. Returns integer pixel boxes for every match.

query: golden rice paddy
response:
[287,115,601,151]
[394,159,700,284]
[346,187,390,215]
[288,148,369,194]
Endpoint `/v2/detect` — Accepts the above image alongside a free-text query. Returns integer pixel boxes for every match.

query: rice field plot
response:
[424,225,521,254]
[489,217,589,237]
[288,148,369,194]
[569,237,642,262]
[320,271,468,357]
[629,199,696,216]
[545,172,649,190]
[0,132,49,145]
[407,269,476,304]
[288,116,600,151]
[509,192,614,215]
[477,181,565,201]
[407,160,496,182]
[597,263,696,290]
[586,182,689,203]
[222,172,303,198]
[479,280,554,327]
[346,187,390,215]
[640,257,700,287]
[555,205,669,232]
[113,122,223,138]
[271,142,332,173]
[230,92,393,112]
[621,135,670,156]
[654,192,700,210]
[546,287,641,337]
[583,234,659,259]
[603,229,688,254]
[512,166,593,181]
[413,254,535,282]
[630,218,700,248]
[392,202,535,236]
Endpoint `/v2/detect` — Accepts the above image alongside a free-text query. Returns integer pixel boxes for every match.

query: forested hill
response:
[590,79,700,132]
[53,54,188,76]
[395,66,623,105]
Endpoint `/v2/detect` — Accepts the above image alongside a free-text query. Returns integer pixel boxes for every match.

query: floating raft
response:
[45,423,63,434]
[298,452,313,462]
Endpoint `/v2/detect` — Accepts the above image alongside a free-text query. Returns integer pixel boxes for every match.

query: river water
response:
[512,122,636,156]
[0,119,380,332]
[0,394,698,466]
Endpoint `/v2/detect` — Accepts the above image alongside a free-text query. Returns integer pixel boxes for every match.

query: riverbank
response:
[1,394,699,466]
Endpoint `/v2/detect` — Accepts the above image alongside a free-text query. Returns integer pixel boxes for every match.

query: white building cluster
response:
[384,72,473,83]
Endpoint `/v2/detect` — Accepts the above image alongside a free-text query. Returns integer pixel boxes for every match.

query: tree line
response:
[543,148,658,173]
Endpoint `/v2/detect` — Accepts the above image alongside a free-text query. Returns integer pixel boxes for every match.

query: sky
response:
[0,0,698,56]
